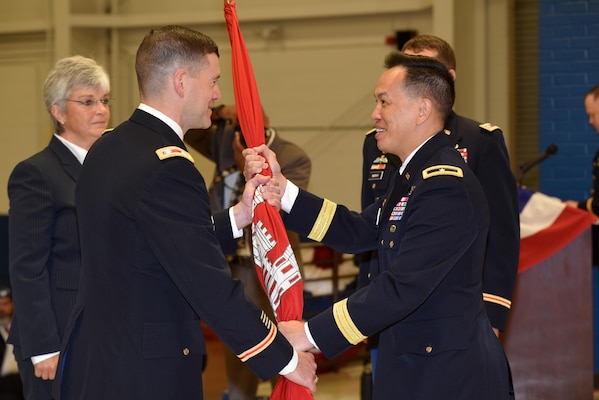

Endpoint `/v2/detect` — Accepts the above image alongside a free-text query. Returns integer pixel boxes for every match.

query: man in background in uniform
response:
[566,83,599,383]
[185,104,311,400]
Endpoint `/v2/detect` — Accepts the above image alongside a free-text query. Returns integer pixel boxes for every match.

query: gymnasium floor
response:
[202,336,363,400]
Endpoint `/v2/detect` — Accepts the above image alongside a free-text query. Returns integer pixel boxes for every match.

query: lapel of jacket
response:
[130,108,187,149]
[380,132,451,222]
[49,135,82,182]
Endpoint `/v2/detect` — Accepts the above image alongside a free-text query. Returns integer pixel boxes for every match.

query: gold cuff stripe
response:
[584,198,599,218]
[422,165,463,179]
[333,298,366,345]
[483,293,511,309]
[155,146,195,163]
[307,199,337,242]
[237,323,277,362]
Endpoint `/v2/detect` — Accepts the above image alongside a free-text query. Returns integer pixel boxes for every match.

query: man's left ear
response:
[174,69,186,97]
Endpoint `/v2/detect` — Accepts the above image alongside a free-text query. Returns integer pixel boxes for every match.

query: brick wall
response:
[538,0,599,199]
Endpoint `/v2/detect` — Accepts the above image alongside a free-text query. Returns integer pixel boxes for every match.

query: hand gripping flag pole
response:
[224,1,312,398]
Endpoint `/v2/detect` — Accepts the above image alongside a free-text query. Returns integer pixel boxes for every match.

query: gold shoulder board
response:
[479,122,500,132]
[365,128,377,136]
[422,165,463,179]
[155,146,195,163]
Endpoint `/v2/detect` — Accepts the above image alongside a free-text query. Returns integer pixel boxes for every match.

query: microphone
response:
[518,144,558,185]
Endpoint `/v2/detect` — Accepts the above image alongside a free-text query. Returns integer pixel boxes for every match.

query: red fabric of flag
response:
[224,2,311,398]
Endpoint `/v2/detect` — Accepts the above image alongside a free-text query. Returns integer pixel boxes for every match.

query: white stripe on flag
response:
[520,191,565,239]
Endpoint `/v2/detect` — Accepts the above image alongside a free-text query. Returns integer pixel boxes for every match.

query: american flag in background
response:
[518,187,597,273]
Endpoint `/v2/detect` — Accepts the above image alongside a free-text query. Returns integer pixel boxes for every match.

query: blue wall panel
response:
[538,0,599,201]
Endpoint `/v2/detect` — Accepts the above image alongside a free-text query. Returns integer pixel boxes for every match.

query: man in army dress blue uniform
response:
[246,52,514,399]
[360,35,519,341]
[54,25,317,400]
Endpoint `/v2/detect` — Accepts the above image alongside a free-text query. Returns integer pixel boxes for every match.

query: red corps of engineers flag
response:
[224,1,312,398]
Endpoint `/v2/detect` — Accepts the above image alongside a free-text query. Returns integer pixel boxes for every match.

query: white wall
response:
[0,0,511,213]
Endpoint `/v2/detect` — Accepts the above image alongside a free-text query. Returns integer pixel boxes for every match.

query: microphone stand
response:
[517,144,558,186]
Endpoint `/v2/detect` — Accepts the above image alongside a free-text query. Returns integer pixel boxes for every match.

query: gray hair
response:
[43,55,110,133]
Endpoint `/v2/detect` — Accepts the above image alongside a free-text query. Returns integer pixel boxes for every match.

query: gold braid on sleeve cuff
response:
[483,293,511,309]
[307,199,337,242]
[237,312,277,362]
[333,298,366,345]
[586,197,594,213]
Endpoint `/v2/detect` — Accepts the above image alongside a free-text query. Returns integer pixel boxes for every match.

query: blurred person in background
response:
[0,286,24,400]
[565,83,599,382]
[186,104,311,400]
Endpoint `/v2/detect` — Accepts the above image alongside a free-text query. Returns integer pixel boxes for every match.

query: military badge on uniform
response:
[422,165,464,179]
[457,147,468,163]
[369,154,388,181]
[155,146,195,163]
[389,196,409,221]
[479,122,500,132]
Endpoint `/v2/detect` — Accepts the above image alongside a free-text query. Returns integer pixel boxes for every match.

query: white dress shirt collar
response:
[53,134,87,165]
[398,135,435,176]
[138,103,184,141]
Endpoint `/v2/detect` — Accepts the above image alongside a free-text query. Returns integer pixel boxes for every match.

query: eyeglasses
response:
[64,98,112,107]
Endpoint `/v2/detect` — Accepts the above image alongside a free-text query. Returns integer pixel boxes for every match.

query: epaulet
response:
[479,122,501,132]
[155,146,195,163]
[365,128,377,136]
[102,128,114,136]
[422,165,463,179]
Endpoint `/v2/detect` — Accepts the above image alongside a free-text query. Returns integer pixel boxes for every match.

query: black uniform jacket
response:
[285,132,513,399]
[361,112,519,331]
[55,109,293,400]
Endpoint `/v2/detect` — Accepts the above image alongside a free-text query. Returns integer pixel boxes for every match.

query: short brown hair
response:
[135,25,219,98]
[402,34,457,72]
